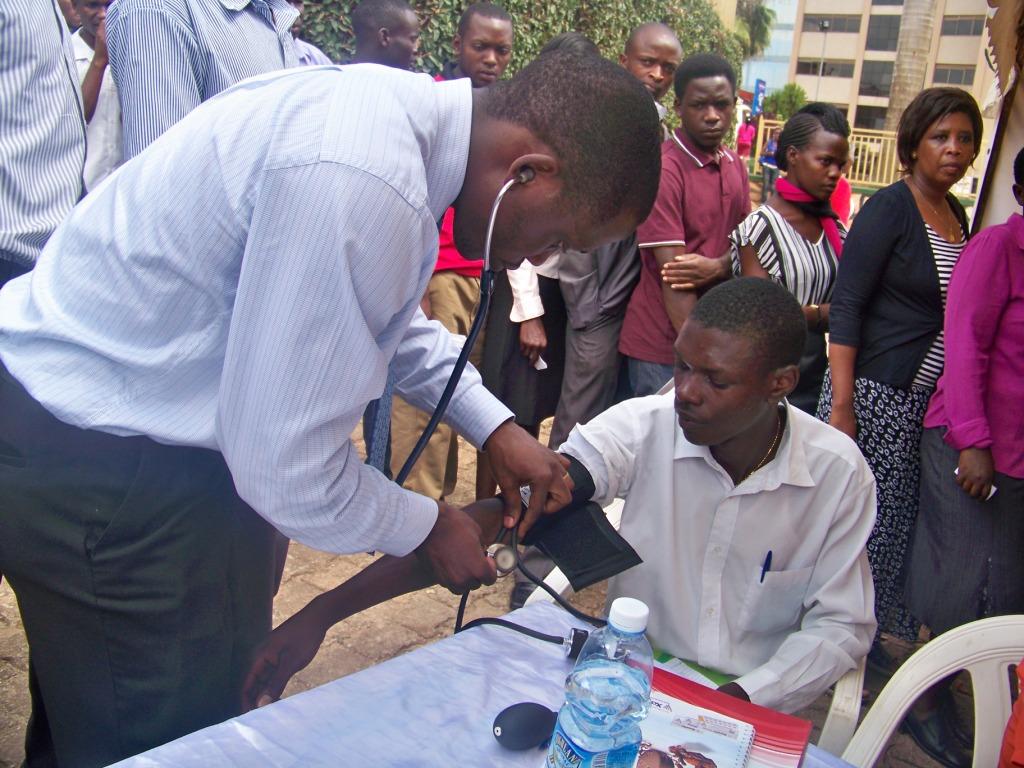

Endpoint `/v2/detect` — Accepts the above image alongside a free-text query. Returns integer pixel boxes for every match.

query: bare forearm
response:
[827,343,857,407]
[297,499,507,633]
[81,59,106,122]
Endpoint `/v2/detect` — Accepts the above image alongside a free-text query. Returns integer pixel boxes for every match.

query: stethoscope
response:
[392,169,533,485]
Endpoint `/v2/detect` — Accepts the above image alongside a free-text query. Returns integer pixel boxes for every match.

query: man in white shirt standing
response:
[71,0,121,190]
[0,55,661,767]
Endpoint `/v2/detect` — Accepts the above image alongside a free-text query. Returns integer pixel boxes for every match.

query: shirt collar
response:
[220,0,298,35]
[672,401,816,491]
[424,77,474,222]
[671,128,734,168]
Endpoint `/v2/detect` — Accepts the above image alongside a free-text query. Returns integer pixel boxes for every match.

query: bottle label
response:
[545,720,639,768]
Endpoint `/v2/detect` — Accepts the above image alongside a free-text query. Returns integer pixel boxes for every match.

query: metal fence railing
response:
[752,118,902,191]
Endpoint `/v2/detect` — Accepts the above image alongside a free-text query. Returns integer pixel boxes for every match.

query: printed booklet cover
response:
[640,690,755,768]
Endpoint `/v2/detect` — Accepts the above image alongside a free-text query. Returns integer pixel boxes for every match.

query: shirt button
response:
[707,608,715,617]
[712,547,722,556]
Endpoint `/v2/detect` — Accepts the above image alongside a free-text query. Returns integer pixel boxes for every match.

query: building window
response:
[859,60,895,96]
[801,15,862,33]
[855,105,888,130]
[940,15,985,35]
[796,59,855,77]
[933,65,976,86]
[866,15,901,50]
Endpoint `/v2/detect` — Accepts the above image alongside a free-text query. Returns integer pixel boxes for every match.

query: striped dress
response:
[911,224,965,390]
[730,205,843,411]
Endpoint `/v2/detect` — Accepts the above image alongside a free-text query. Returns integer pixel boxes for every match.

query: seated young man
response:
[243,278,876,714]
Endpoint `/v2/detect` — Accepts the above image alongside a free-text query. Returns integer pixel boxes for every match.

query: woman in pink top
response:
[736,116,755,159]
[903,150,1024,758]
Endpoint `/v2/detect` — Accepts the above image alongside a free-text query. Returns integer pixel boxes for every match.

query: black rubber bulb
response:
[492,702,558,751]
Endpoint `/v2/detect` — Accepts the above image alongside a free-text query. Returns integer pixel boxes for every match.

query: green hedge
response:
[303,0,743,83]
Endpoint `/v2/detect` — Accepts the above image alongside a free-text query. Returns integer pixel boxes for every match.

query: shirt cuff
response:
[731,665,781,707]
[375,488,439,557]
[445,381,514,450]
[942,418,993,451]
[637,239,685,250]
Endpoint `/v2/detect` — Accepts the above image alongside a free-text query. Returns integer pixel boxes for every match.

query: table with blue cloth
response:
[110,603,854,767]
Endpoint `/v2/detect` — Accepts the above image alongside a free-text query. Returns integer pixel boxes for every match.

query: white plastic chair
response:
[522,496,867,754]
[842,614,1024,767]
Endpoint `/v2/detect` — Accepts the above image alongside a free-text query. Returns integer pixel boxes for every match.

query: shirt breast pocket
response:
[738,565,814,635]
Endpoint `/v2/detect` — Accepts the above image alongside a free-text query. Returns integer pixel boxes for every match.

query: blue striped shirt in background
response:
[0,66,512,557]
[0,0,85,269]
[107,0,299,160]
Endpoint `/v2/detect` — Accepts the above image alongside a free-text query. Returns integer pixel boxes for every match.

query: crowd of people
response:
[0,0,1021,766]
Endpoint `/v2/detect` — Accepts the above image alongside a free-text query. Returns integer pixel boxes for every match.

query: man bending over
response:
[243,278,876,714]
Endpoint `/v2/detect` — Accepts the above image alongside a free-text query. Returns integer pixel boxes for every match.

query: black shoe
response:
[938,687,974,749]
[508,582,537,611]
[902,709,972,768]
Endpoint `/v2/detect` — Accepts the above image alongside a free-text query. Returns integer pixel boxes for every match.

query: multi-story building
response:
[742,0,799,96]
[788,0,995,132]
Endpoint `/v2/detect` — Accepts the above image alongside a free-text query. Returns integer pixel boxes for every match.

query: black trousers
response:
[0,363,275,767]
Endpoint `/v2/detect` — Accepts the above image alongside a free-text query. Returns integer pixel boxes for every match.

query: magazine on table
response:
[641,690,756,768]
[650,667,813,768]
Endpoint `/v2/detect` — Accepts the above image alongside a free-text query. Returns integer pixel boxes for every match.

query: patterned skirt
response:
[817,372,932,642]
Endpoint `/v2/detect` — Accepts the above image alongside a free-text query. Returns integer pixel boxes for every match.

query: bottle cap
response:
[608,597,649,633]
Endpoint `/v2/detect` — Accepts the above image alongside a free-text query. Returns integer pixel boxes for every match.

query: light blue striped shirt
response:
[0,65,512,557]
[0,0,86,268]
[107,0,299,160]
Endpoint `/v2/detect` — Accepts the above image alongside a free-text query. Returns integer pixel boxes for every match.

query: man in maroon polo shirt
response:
[619,53,749,396]
[389,2,514,499]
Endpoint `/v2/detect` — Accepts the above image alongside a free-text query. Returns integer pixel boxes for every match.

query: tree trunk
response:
[884,0,937,132]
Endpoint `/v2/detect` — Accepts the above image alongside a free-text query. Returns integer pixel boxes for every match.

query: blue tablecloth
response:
[111,602,854,767]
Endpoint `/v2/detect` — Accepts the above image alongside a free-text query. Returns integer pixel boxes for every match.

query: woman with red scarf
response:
[726,103,850,412]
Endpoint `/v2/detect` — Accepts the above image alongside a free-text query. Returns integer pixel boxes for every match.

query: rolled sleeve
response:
[560,398,645,504]
[507,262,545,322]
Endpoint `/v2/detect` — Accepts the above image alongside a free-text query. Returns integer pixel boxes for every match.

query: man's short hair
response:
[481,51,662,223]
[624,22,678,53]
[673,53,736,100]
[351,0,414,42]
[457,2,512,37]
[539,31,599,57]
[690,278,806,372]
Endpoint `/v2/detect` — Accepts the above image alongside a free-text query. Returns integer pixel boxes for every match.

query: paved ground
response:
[0,419,955,767]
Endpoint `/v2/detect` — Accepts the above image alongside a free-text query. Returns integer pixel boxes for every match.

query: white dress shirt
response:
[72,30,123,191]
[507,253,560,322]
[561,393,877,713]
[0,65,512,558]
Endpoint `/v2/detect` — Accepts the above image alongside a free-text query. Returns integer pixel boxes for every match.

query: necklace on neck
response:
[740,408,783,484]
[907,176,958,242]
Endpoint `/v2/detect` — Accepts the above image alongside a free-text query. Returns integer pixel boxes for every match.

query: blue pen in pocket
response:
[759,550,772,583]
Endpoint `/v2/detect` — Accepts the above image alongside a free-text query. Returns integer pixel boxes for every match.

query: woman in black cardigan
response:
[818,88,982,651]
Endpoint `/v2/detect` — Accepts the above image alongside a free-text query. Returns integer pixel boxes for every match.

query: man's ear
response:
[673,96,683,120]
[618,52,628,67]
[452,33,462,55]
[1013,182,1024,208]
[378,27,390,47]
[506,154,559,187]
[768,364,799,402]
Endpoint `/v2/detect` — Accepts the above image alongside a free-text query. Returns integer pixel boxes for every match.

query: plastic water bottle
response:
[545,597,654,768]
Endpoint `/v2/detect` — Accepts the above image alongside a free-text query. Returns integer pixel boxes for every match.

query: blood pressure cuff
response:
[519,456,642,592]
